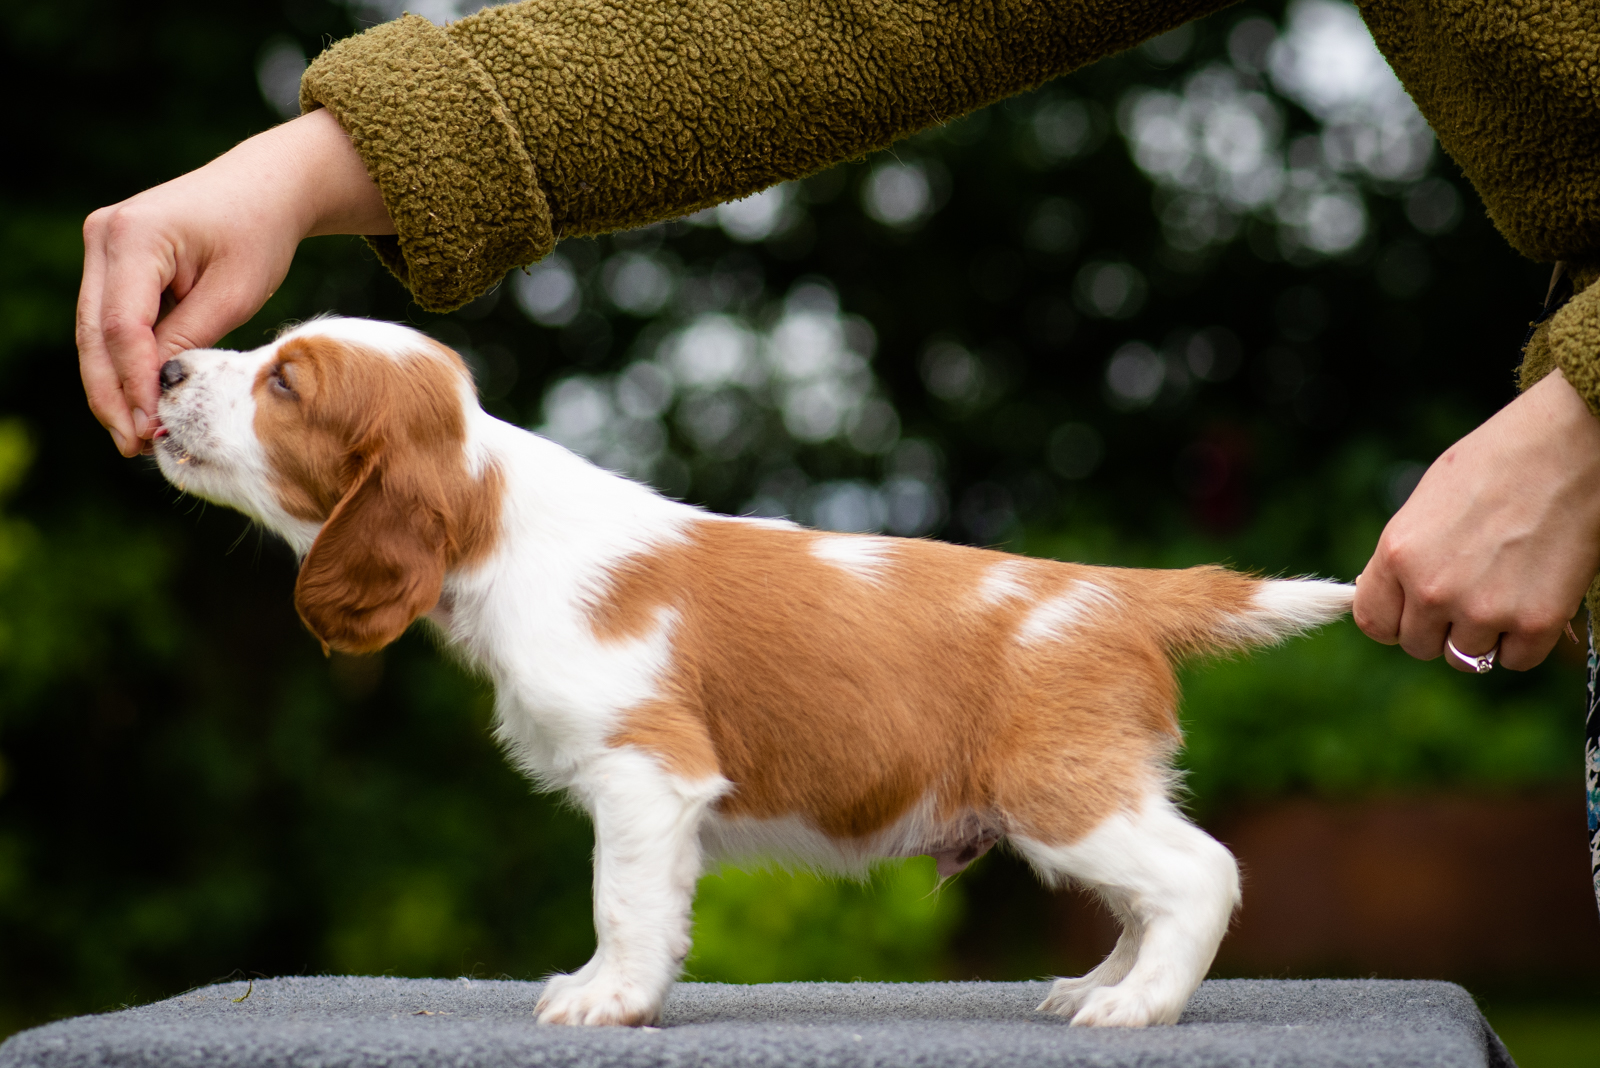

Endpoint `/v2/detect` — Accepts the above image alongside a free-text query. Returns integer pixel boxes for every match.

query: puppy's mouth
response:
[153,424,200,467]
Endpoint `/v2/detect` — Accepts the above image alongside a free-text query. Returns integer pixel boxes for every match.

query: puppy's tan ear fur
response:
[293,455,450,655]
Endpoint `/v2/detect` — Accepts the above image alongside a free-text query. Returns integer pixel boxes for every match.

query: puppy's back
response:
[592,517,1350,851]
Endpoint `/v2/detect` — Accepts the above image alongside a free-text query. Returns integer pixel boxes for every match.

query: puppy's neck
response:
[429,412,696,674]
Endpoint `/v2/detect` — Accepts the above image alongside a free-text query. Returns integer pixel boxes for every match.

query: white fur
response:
[277,314,439,356]
[538,749,727,1025]
[976,560,1031,605]
[1016,580,1119,645]
[153,344,322,554]
[1227,578,1356,646]
[1012,793,1241,1026]
[701,795,1000,879]
[810,534,895,582]
[153,317,1343,1031]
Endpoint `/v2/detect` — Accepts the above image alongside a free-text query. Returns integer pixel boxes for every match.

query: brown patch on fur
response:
[592,522,1271,848]
[254,334,503,654]
[607,698,721,781]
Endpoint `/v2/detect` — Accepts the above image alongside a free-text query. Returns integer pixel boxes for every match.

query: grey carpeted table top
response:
[0,977,1515,1068]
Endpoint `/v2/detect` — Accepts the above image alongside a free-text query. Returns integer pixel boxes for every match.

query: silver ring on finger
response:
[1445,635,1499,674]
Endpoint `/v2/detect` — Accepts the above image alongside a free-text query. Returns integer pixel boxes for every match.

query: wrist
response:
[1526,368,1600,452]
[273,108,394,239]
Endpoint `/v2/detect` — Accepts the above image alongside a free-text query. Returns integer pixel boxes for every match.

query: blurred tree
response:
[0,0,1580,1040]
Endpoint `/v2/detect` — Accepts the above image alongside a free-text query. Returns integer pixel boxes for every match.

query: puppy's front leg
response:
[537,748,722,1026]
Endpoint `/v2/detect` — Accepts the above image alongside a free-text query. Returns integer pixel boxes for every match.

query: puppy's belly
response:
[700,800,1002,878]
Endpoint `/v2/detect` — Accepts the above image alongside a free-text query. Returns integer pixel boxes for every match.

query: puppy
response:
[153,316,1352,1029]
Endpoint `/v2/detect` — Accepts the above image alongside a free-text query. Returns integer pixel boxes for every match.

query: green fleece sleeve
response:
[300,0,1231,310]
[1549,278,1600,420]
[1520,267,1600,407]
[1357,1,1600,265]
[299,16,553,310]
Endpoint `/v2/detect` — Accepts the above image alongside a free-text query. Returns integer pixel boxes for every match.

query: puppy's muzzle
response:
[159,359,188,392]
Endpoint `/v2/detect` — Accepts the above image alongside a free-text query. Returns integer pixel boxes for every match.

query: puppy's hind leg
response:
[1035,889,1143,1018]
[536,748,725,1026]
[1015,795,1239,1028]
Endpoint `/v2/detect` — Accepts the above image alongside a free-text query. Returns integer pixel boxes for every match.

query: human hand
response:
[1354,368,1600,671]
[77,107,394,456]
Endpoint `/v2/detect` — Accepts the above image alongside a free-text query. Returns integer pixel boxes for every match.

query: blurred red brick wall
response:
[1049,793,1600,982]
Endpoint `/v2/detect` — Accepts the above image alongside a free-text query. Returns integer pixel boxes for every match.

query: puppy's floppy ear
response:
[293,454,449,655]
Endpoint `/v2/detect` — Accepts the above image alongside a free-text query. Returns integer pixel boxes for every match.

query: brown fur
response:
[593,521,1263,849]
[253,335,503,654]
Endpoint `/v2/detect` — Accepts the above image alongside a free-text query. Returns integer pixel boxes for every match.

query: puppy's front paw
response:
[536,973,662,1027]
[1069,984,1180,1028]
[1037,976,1100,1018]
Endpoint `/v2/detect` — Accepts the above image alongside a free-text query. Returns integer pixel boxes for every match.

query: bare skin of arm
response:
[76,107,392,457]
[1355,368,1600,672]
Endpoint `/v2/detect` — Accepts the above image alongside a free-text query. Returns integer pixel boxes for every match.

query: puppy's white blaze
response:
[976,560,1031,605]
[810,534,895,582]
[1016,580,1118,645]
[1227,578,1356,645]
[278,315,439,359]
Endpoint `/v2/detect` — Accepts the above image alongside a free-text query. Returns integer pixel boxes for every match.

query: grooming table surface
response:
[0,977,1514,1068]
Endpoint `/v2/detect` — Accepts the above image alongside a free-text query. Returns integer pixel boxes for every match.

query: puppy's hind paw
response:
[536,974,662,1027]
[1069,985,1181,1028]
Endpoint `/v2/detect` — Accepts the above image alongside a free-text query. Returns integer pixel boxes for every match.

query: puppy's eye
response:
[269,365,298,399]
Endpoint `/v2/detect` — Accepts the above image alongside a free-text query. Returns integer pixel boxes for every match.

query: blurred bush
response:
[691,859,961,984]
[0,0,1577,1040]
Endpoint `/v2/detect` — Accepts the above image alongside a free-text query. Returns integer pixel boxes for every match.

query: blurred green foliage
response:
[691,859,961,984]
[0,0,1582,1042]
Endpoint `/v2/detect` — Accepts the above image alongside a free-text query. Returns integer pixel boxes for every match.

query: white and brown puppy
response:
[153,316,1352,1029]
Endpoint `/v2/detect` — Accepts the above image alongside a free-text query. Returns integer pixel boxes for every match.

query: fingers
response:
[1357,531,1545,671]
[1438,620,1501,673]
[77,209,141,456]
[99,213,177,440]
[1498,623,1563,673]
[151,265,262,364]
[1352,557,1404,646]
[80,204,180,455]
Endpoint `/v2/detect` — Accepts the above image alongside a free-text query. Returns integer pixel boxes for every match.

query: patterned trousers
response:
[1588,618,1600,914]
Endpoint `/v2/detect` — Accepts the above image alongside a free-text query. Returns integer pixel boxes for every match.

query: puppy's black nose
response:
[159,359,188,392]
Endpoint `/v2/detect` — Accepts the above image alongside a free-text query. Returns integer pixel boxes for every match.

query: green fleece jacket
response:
[299,0,1600,407]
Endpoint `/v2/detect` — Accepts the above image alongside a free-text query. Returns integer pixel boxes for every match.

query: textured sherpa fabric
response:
[1550,274,1600,417]
[298,14,553,309]
[0,977,1516,1068]
[1361,2,1600,265]
[299,0,1231,310]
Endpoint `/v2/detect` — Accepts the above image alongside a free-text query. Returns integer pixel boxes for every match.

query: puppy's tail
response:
[1117,565,1355,659]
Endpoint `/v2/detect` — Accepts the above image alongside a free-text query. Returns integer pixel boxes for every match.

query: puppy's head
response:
[155,317,501,654]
